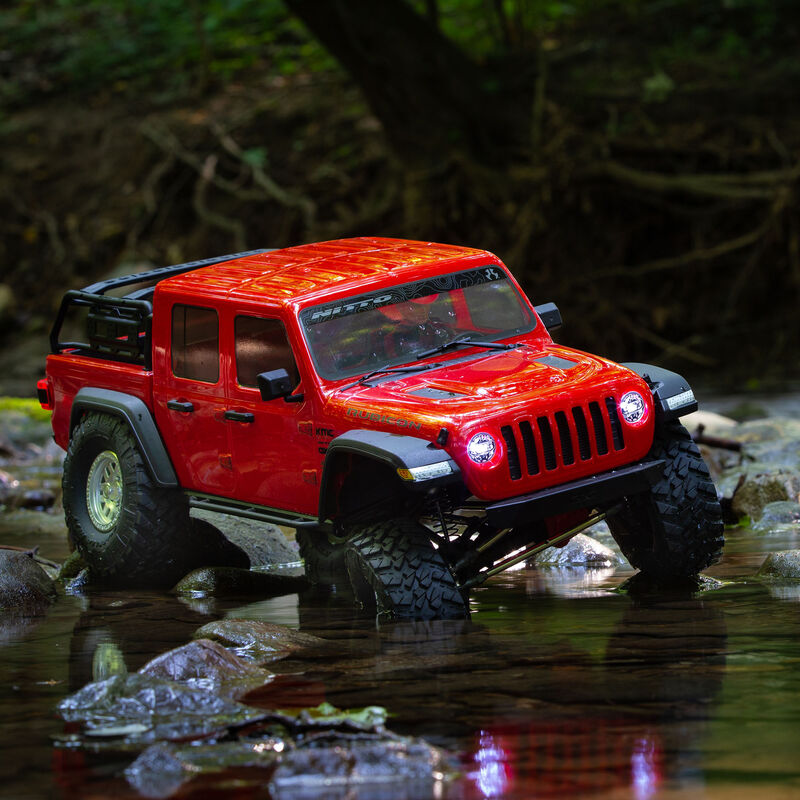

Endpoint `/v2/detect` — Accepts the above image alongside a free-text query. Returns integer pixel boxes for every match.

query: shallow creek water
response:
[1,520,799,799]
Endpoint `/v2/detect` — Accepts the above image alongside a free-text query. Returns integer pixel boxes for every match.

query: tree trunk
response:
[284,0,523,169]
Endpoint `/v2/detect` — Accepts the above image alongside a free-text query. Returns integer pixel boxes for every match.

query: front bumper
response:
[485,459,664,528]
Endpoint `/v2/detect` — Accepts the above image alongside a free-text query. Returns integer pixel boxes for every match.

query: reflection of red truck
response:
[40,237,723,617]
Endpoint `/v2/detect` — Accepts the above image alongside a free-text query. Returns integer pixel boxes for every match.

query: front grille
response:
[502,396,626,480]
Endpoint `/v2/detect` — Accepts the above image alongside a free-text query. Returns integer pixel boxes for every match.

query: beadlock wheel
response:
[63,412,192,587]
[85,450,123,533]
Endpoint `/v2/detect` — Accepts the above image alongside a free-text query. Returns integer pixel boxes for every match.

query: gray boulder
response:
[731,470,800,521]
[758,550,800,580]
[191,510,298,567]
[0,549,57,612]
[751,501,800,533]
[535,534,622,567]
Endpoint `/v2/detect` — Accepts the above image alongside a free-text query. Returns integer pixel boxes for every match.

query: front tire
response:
[608,420,724,581]
[344,518,468,620]
[62,413,191,587]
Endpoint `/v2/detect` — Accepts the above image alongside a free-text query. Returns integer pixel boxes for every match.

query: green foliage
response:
[1,0,334,103]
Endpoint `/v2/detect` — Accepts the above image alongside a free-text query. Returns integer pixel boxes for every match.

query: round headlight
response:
[619,391,646,424]
[467,432,496,464]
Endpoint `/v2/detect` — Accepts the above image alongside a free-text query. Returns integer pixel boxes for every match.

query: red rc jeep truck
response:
[40,237,723,618]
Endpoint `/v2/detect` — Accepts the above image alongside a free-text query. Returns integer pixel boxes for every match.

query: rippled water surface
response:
[1,522,799,799]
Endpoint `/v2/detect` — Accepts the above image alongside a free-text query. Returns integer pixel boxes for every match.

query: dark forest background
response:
[1,0,799,395]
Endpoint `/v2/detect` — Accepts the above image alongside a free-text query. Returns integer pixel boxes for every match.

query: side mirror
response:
[534,302,562,332]
[257,369,293,401]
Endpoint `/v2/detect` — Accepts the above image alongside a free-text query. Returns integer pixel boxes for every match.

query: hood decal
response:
[535,355,578,370]
[408,386,468,400]
[346,407,422,431]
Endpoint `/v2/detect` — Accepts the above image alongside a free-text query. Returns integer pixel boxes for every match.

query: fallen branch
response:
[586,159,800,200]
[691,425,743,452]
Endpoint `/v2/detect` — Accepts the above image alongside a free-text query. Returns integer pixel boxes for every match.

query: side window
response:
[235,316,299,388]
[171,304,220,383]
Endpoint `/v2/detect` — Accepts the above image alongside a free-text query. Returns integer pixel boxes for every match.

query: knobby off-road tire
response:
[607,420,724,582]
[295,528,349,585]
[344,518,468,620]
[62,413,191,588]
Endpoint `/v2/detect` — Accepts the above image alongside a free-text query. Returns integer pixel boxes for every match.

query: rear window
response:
[171,304,219,383]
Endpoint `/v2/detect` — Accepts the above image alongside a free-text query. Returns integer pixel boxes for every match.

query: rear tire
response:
[296,528,349,585]
[607,420,724,581]
[344,518,468,620]
[62,413,191,588]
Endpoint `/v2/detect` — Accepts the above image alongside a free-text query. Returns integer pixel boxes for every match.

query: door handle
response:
[224,410,255,423]
[167,399,194,412]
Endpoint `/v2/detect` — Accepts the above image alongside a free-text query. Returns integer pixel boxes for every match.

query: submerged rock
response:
[535,534,622,568]
[758,550,800,580]
[126,739,285,799]
[173,566,308,597]
[57,672,266,747]
[195,618,334,664]
[139,639,272,698]
[270,736,450,799]
[124,705,449,800]
[0,549,57,612]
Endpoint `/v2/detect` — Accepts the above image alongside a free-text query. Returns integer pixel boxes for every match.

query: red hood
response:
[324,343,656,501]
[328,344,648,425]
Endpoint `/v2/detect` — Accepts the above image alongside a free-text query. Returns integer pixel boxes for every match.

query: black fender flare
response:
[318,429,460,521]
[622,363,698,421]
[69,387,179,487]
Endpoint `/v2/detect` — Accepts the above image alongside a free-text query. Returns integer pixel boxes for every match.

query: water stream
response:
[1,520,798,799]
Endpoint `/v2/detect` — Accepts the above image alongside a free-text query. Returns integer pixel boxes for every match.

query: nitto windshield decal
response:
[301,266,507,326]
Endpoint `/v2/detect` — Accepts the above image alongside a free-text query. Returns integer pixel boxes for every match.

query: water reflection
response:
[453,591,727,799]
[4,553,800,798]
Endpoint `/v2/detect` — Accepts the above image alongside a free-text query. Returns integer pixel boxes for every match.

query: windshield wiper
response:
[416,334,522,360]
[339,362,441,392]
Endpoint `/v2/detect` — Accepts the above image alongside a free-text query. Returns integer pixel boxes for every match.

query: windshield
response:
[300,265,535,380]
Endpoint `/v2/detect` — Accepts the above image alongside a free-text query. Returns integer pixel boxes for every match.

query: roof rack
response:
[50,248,273,369]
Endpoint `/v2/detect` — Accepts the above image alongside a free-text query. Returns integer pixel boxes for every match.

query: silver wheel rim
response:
[86,450,123,533]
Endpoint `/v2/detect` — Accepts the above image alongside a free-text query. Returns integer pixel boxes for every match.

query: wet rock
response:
[125,709,449,800]
[126,739,285,799]
[192,509,299,567]
[173,566,308,598]
[57,672,266,747]
[0,549,57,612]
[139,639,272,699]
[195,618,334,664]
[722,401,770,422]
[57,550,86,583]
[617,572,724,597]
[189,517,251,569]
[731,471,800,521]
[270,737,450,799]
[757,550,800,580]
[751,501,800,532]
[535,533,622,567]
[18,488,56,510]
[0,508,68,540]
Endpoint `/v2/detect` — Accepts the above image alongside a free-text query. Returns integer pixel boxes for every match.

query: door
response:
[225,312,319,515]
[153,302,235,495]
